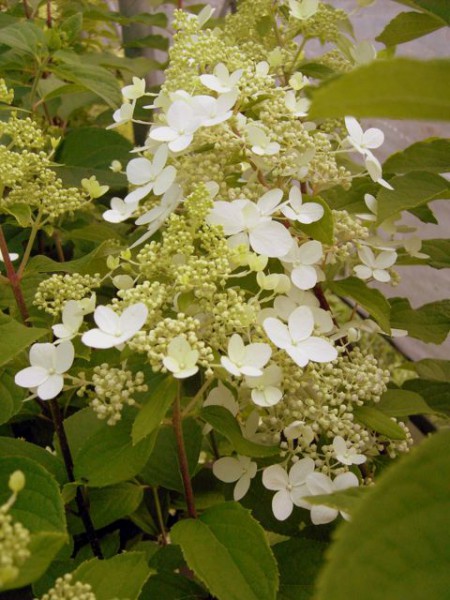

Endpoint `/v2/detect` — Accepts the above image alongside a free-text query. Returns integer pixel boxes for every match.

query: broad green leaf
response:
[4,203,32,227]
[304,487,368,515]
[378,389,434,417]
[72,552,151,600]
[0,372,24,425]
[308,58,450,121]
[5,532,67,591]
[408,204,438,224]
[132,377,177,444]
[0,21,46,56]
[376,172,450,224]
[316,430,450,600]
[273,538,327,600]
[383,138,450,174]
[62,223,124,244]
[140,572,207,600]
[0,313,48,367]
[124,34,169,51]
[390,297,450,344]
[421,239,450,269]
[403,379,450,416]
[55,165,126,189]
[298,62,335,79]
[0,457,66,532]
[126,12,168,27]
[0,437,66,483]
[200,406,280,458]
[392,0,450,24]
[51,61,121,108]
[73,411,157,487]
[321,178,378,213]
[56,127,133,170]
[328,277,391,333]
[171,502,279,600]
[297,196,334,245]
[60,12,83,43]
[140,418,202,492]
[353,406,406,439]
[402,358,450,382]
[376,12,445,46]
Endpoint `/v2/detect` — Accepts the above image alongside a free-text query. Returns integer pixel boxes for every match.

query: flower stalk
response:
[173,383,197,519]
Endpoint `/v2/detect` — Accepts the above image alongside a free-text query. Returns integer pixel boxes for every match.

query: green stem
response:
[173,383,197,519]
[151,486,168,545]
[17,211,43,279]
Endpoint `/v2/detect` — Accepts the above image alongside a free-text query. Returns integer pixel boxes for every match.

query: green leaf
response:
[4,203,32,227]
[421,239,450,269]
[273,538,326,600]
[328,277,391,333]
[308,58,450,121]
[353,406,406,439]
[403,380,450,416]
[0,313,49,367]
[0,21,46,56]
[5,531,67,591]
[132,377,177,444]
[140,572,207,600]
[376,12,445,46]
[171,502,279,600]
[124,34,169,51]
[0,372,24,425]
[126,12,168,28]
[376,172,450,224]
[383,138,450,174]
[72,552,151,600]
[316,430,450,600]
[378,389,434,417]
[303,487,367,514]
[321,178,378,213]
[0,437,66,483]
[390,297,450,344]
[60,12,83,43]
[140,418,202,492]
[297,196,334,245]
[55,165,126,190]
[298,62,336,79]
[51,61,121,108]
[402,358,450,382]
[0,456,66,533]
[73,411,157,487]
[200,406,279,458]
[392,0,450,24]
[56,127,133,170]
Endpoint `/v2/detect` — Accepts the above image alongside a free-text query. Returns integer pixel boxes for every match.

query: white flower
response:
[285,91,311,117]
[15,341,75,400]
[124,145,177,204]
[162,336,199,379]
[332,436,367,466]
[207,189,293,258]
[345,116,384,155]
[131,184,182,248]
[289,0,319,20]
[404,237,429,259]
[82,303,148,349]
[283,421,315,445]
[354,247,397,282]
[52,301,83,342]
[282,240,323,290]
[364,152,394,190]
[263,305,337,368]
[247,124,280,156]
[245,364,283,407]
[262,458,316,521]
[109,102,134,129]
[356,193,377,222]
[304,471,359,525]
[256,272,291,294]
[289,73,309,91]
[200,63,243,93]
[204,382,239,415]
[121,77,146,100]
[149,101,203,152]
[221,333,271,377]
[193,91,238,127]
[0,249,19,262]
[213,455,257,501]
[103,197,138,223]
[281,186,324,224]
[350,41,377,66]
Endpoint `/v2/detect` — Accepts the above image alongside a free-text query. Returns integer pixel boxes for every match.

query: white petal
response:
[375,250,397,269]
[257,189,284,215]
[286,345,310,368]
[373,269,391,282]
[306,472,333,495]
[154,166,177,196]
[299,337,337,363]
[94,306,120,335]
[29,343,55,369]
[245,343,272,369]
[54,341,75,374]
[297,202,324,224]
[221,356,242,377]
[149,126,178,142]
[291,265,318,290]
[15,366,48,389]
[345,116,363,144]
[250,222,292,257]
[251,386,282,407]
[81,329,115,349]
[334,472,359,491]
[173,366,199,379]
[333,436,347,456]
[213,457,243,483]
[358,245,375,267]
[234,475,251,501]
[354,265,372,280]
[363,127,384,149]
[207,201,245,235]
[288,306,314,343]
[152,144,169,173]
[169,134,194,153]
[120,303,148,335]
[298,240,323,265]
[310,504,338,525]
[289,457,315,485]
[37,374,64,400]
[263,318,291,349]
[262,464,288,491]
[272,489,293,521]
[126,157,153,186]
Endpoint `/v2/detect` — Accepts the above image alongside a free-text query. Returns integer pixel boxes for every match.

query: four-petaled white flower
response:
[52,300,84,342]
[162,336,199,379]
[247,125,280,156]
[213,455,257,500]
[149,101,202,152]
[207,189,292,258]
[345,116,384,156]
[303,471,359,524]
[245,364,283,407]
[282,240,323,290]
[256,272,291,294]
[103,197,138,223]
[283,421,315,445]
[281,186,324,224]
[289,0,319,20]
[221,333,271,377]
[332,436,366,466]
[193,91,238,127]
[125,145,177,204]
[132,184,182,248]
[200,63,243,93]
[15,341,75,400]
[82,303,148,349]
[354,246,397,282]
[121,77,146,100]
[263,305,337,368]
[109,102,134,129]
[284,91,311,117]
[262,458,315,521]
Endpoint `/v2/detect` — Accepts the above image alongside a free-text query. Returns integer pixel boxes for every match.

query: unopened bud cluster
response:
[37,574,96,600]
[34,273,101,316]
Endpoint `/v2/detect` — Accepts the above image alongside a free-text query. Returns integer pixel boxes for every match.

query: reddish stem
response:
[0,225,30,325]
[173,387,197,518]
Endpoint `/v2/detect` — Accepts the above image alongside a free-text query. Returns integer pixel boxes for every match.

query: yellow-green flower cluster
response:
[34,273,100,316]
[0,78,13,104]
[37,574,96,600]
